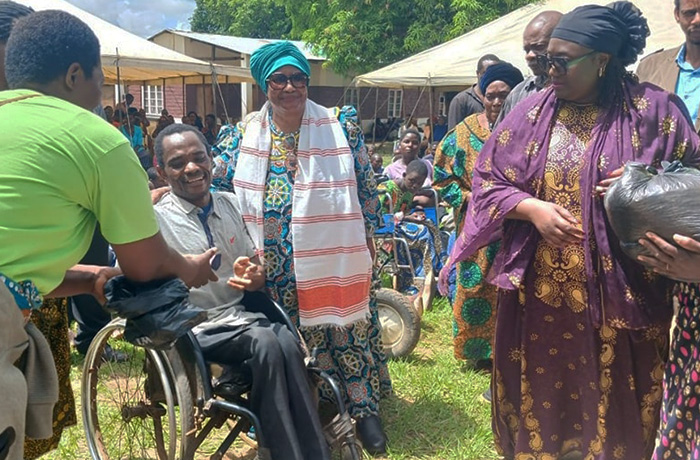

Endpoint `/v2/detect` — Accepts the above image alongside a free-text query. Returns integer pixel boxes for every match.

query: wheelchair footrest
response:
[323,411,355,448]
[212,381,251,401]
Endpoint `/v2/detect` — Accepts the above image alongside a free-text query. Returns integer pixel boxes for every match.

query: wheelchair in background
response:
[372,183,447,359]
[81,291,362,460]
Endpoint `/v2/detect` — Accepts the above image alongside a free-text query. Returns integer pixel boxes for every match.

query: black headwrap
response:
[551,1,649,67]
[479,62,524,95]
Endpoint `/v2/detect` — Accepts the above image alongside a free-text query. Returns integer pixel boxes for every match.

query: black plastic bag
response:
[103,276,207,350]
[604,161,700,260]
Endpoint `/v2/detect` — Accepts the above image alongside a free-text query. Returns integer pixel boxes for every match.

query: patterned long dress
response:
[434,114,500,364]
[654,283,700,459]
[493,103,666,459]
[212,106,392,418]
[23,298,77,459]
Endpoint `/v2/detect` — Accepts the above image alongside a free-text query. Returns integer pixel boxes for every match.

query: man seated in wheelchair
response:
[152,123,331,460]
[377,160,447,295]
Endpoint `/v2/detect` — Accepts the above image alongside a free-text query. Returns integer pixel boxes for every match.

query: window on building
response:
[144,85,164,117]
[387,89,403,118]
[344,88,359,108]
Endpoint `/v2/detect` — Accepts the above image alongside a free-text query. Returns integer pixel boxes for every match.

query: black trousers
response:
[70,227,111,355]
[196,319,330,460]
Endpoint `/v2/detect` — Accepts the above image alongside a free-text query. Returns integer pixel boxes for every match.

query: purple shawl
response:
[449,81,700,330]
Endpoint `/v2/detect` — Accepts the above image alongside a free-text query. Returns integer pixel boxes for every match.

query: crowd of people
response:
[3,0,700,460]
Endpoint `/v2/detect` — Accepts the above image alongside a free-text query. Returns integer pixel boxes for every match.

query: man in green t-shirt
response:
[0,11,216,459]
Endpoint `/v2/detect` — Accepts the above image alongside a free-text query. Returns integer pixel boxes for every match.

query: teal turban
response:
[250,41,311,93]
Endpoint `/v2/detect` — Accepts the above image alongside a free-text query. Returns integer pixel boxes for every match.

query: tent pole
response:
[428,80,434,143]
[211,67,218,122]
[182,77,186,120]
[225,76,230,124]
[408,85,425,124]
[202,75,206,116]
[372,87,379,145]
[162,78,167,114]
[116,48,122,111]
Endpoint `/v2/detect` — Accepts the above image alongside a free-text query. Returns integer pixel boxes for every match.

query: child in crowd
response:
[370,153,384,176]
[378,160,446,300]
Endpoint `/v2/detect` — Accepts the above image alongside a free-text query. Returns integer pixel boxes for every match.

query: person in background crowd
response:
[637,0,700,130]
[378,160,446,310]
[188,110,203,130]
[421,119,432,142]
[447,54,500,129]
[137,107,150,129]
[114,93,133,113]
[432,115,448,142]
[103,105,113,123]
[0,12,217,460]
[423,142,437,164]
[202,113,220,145]
[154,123,331,460]
[444,3,700,458]
[399,115,419,137]
[370,153,384,175]
[495,10,563,125]
[384,129,434,186]
[111,108,124,128]
[137,107,153,154]
[146,166,167,190]
[120,107,149,169]
[152,109,174,139]
[211,40,391,455]
[434,62,523,397]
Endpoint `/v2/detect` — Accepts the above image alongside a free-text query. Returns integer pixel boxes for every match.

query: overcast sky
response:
[64,0,196,37]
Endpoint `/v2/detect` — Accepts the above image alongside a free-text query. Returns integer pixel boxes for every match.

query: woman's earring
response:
[599,66,606,78]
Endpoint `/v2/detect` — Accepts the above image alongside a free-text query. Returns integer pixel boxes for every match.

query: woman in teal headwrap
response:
[211,41,391,455]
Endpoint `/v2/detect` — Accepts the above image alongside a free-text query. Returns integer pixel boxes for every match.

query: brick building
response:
[136,31,460,139]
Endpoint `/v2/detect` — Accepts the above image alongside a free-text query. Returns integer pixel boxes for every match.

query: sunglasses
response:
[266,72,309,90]
[535,51,596,76]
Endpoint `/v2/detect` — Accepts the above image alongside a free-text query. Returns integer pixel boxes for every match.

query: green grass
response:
[381,297,496,460]
[41,296,497,460]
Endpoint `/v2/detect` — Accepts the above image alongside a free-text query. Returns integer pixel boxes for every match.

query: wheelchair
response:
[81,291,362,460]
[371,185,445,359]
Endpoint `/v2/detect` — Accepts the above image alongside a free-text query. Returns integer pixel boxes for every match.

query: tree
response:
[449,0,539,38]
[190,0,539,74]
[190,0,291,38]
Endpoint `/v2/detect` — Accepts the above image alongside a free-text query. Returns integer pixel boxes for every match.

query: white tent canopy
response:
[354,0,684,88]
[17,0,254,84]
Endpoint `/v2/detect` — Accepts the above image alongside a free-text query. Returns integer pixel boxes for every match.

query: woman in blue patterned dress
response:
[211,42,391,455]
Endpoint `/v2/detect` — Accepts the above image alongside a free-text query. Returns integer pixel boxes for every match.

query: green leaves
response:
[191,0,291,39]
[190,0,538,75]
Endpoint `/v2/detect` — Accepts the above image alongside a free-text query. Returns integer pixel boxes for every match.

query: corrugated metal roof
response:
[17,0,253,84]
[159,30,326,61]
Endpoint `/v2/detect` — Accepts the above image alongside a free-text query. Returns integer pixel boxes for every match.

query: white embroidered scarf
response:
[233,100,372,328]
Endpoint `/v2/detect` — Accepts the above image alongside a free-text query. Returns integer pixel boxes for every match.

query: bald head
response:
[523,10,562,76]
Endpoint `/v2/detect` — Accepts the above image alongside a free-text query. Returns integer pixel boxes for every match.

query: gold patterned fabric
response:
[23,298,77,459]
[492,104,667,459]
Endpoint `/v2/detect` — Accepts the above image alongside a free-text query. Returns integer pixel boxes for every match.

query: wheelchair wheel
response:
[376,288,421,358]
[82,318,194,460]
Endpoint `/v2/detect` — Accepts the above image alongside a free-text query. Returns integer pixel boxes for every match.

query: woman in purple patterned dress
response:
[443,3,700,458]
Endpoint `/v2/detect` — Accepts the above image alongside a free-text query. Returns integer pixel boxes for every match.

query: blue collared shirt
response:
[676,44,700,124]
